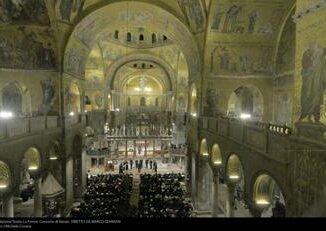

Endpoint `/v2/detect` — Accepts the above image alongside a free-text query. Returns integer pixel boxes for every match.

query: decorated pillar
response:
[226,183,235,217]
[212,172,220,217]
[34,177,42,217]
[65,158,73,209]
[2,193,14,217]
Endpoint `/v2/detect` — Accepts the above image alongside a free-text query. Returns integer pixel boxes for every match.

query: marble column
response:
[133,140,136,157]
[196,157,212,211]
[65,158,73,210]
[191,154,197,202]
[226,183,235,217]
[212,173,219,217]
[34,177,42,217]
[2,193,14,217]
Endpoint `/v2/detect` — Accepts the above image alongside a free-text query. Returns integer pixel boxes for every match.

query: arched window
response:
[140,97,146,106]
[2,83,22,115]
[139,34,144,41]
[163,35,167,41]
[114,30,119,39]
[127,32,131,42]
[142,63,146,69]
[152,33,157,43]
[134,63,137,68]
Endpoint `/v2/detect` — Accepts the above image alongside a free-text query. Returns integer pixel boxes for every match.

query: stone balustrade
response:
[0,116,59,140]
[199,116,292,162]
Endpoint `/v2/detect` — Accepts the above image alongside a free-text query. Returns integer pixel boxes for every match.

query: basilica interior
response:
[0,0,326,219]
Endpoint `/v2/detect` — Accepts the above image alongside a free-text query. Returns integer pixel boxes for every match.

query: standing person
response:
[126,163,129,171]
[153,161,157,174]
[119,163,123,174]
[149,160,153,169]
[135,159,139,169]
[138,163,141,173]
[140,159,143,169]
[130,159,133,169]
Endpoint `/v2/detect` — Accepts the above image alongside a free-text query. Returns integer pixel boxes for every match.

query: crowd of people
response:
[119,159,158,174]
[70,174,133,218]
[138,173,192,218]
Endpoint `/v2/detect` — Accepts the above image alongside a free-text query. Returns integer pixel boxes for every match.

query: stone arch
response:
[63,1,200,83]
[226,154,244,183]
[199,138,208,156]
[252,173,286,217]
[211,144,222,166]
[106,53,176,91]
[0,81,32,116]
[227,85,264,121]
[0,160,11,192]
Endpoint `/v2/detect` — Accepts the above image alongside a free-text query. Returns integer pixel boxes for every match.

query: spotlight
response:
[229,175,240,180]
[0,111,13,119]
[214,160,222,165]
[240,113,251,120]
[69,112,74,116]
[28,166,38,171]
[256,199,270,205]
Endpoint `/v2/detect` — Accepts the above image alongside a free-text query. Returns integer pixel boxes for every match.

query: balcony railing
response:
[199,117,292,163]
[0,116,59,140]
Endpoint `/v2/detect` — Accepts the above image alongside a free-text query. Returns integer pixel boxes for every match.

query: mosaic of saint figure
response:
[299,42,326,123]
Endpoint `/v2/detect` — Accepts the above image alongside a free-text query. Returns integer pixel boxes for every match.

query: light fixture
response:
[69,112,74,116]
[229,175,240,180]
[256,199,270,205]
[0,184,7,189]
[134,87,141,92]
[191,113,197,117]
[84,110,88,113]
[214,160,222,165]
[0,111,13,119]
[202,152,209,156]
[115,108,120,112]
[28,166,38,171]
[49,156,58,160]
[240,113,251,120]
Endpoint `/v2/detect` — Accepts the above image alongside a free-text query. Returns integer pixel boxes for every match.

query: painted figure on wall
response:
[211,8,224,31]
[0,0,49,25]
[189,0,205,32]
[0,30,56,70]
[248,11,258,33]
[219,47,230,70]
[299,42,326,123]
[222,5,243,33]
[95,95,103,108]
[58,0,85,22]
[40,80,55,114]
[41,80,55,105]
[206,88,218,108]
